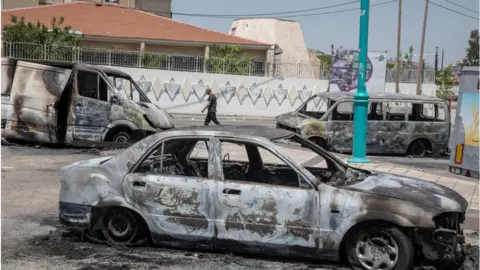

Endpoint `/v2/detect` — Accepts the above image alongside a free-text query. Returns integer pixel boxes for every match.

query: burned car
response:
[276,92,450,157]
[1,58,174,147]
[59,125,467,270]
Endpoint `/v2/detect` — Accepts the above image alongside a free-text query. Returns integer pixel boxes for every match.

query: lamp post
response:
[348,0,371,163]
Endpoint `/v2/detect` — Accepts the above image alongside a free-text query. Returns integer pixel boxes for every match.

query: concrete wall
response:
[229,18,310,64]
[108,66,438,117]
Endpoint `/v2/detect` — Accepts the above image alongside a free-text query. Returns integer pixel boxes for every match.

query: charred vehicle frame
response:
[1,58,174,147]
[275,92,451,157]
[59,125,467,270]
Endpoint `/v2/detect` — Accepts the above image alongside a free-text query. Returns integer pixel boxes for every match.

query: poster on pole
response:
[329,47,387,93]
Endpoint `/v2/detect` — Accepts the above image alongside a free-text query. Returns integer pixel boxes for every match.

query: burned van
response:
[275,92,450,157]
[1,59,174,147]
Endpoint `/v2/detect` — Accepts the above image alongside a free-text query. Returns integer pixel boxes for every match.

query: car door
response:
[69,68,111,142]
[213,137,321,254]
[122,136,217,244]
[330,100,355,152]
[5,61,71,143]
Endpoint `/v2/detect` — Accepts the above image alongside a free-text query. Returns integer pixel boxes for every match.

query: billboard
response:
[330,47,387,93]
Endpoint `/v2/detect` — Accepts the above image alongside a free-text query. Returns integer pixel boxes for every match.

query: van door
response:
[4,61,71,143]
[67,68,112,143]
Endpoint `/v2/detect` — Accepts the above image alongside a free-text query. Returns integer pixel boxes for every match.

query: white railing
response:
[1,42,434,82]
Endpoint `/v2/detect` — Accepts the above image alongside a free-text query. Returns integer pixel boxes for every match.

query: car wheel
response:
[407,139,429,157]
[345,224,414,270]
[102,207,139,246]
[112,131,131,144]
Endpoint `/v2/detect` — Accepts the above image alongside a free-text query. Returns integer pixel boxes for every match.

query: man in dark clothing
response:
[201,88,221,125]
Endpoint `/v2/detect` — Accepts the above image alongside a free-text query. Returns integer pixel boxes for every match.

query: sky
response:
[171,0,479,66]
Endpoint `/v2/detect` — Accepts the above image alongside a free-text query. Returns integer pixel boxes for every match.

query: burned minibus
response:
[1,59,174,147]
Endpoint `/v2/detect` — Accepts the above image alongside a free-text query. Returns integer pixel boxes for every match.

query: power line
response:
[173,0,397,19]
[444,0,479,14]
[173,0,359,18]
[430,1,479,20]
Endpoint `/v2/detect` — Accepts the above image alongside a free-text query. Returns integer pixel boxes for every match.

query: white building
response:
[229,18,316,79]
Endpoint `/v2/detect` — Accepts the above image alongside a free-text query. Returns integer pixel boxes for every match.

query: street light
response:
[348,0,371,163]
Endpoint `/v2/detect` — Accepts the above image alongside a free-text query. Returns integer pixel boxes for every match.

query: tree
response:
[3,15,79,45]
[207,45,255,75]
[435,64,456,99]
[462,29,479,66]
[3,15,80,61]
[315,50,331,70]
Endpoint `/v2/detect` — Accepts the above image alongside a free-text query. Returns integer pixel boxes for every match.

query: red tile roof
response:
[1,2,269,47]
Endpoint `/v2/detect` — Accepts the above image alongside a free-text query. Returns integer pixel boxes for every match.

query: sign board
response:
[329,47,387,93]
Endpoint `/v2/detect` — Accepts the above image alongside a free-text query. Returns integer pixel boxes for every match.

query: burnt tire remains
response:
[101,207,147,246]
[407,139,431,157]
[112,131,131,144]
[345,224,414,270]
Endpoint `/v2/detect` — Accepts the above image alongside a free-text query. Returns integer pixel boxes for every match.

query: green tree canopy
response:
[207,45,254,75]
[3,15,80,46]
[435,64,456,99]
[315,50,331,69]
[463,29,479,66]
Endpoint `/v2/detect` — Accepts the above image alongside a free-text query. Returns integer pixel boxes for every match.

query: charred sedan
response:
[59,125,467,270]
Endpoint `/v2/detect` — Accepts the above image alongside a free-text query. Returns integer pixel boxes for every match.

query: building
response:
[2,0,172,18]
[229,18,315,78]
[1,2,270,60]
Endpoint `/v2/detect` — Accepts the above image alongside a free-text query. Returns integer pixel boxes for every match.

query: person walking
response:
[201,88,221,125]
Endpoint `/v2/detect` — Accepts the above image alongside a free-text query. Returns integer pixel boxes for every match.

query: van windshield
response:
[296,96,330,119]
[108,75,151,103]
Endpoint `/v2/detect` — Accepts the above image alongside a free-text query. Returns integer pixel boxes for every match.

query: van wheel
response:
[407,139,431,157]
[112,131,131,143]
[345,224,414,270]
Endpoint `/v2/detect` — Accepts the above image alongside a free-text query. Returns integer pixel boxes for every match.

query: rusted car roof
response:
[317,92,444,102]
[167,125,294,140]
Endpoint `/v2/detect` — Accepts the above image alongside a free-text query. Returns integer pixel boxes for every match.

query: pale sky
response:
[172,0,479,66]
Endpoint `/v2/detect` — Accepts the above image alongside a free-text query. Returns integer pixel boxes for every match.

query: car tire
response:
[407,139,429,157]
[345,224,414,270]
[112,131,131,144]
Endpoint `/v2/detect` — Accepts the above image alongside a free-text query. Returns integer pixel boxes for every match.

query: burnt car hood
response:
[126,100,174,129]
[275,112,311,128]
[345,173,469,212]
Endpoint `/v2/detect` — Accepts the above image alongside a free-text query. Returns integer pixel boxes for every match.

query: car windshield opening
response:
[297,96,330,119]
[272,135,369,187]
[108,75,151,103]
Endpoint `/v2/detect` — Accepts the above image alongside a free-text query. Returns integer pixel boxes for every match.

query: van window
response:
[333,101,371,121]
[422,103,435,120]
[78,71,109,102]
[373,102,384,120]
[386,102,406,121]
[436,104,446,121]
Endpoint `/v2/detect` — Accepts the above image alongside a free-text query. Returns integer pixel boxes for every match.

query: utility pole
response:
[395,0,403,93]
[434,46,439,73]
[416,0,429,95]
[348,0,370,164]
[441,48,444,70]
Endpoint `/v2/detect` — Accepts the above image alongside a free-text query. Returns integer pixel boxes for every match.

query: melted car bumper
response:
[59,202,92,229]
